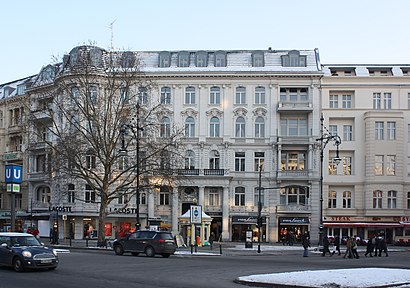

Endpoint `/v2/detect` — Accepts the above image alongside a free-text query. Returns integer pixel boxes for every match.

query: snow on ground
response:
[238,268,410,288]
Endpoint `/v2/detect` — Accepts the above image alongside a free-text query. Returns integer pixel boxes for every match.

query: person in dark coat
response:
[332,236,341,255]
[302,232,310,257]
[364,236,374,257]
[322,236,332,256]
[377,237,388,257]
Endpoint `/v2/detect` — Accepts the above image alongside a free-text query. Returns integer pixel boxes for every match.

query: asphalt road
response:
[1,248,409,288]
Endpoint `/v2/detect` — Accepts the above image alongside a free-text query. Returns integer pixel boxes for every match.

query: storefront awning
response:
[324,222,402,227]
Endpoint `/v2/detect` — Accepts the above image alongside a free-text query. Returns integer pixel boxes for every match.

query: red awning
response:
[323,222,402,228]
[400,222,410,227]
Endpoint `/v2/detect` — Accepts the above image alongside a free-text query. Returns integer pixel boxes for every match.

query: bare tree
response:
[28,46,184,246]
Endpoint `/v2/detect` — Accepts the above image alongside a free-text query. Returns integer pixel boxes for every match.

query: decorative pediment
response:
[253,107,267,117]
[233,107,248,117]
[206,108,223,118]
[181,108,198,118]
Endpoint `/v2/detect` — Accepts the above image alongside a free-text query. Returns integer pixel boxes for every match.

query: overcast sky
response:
[1,0,410,84]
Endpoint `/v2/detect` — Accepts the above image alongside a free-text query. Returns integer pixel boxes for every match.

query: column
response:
[222,187,230,241]
[172,187,179,236]
[198,186,205,206]
[147,188,155,219]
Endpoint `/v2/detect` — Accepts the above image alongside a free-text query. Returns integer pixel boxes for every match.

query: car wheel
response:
[161,253,171,258]
[145,246,155,257]
[114,245,124,255]
[13,257,25,272]
[131,252,139,256]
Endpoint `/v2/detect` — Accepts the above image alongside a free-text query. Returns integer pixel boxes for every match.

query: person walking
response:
[302,232,310,257]
[332,235,341,256]
[364,236,374,257]
[343,237,353,259]
[209,232,215,250]
[322,236,332,256]
[351,238,360,259]
[378,237,388,257]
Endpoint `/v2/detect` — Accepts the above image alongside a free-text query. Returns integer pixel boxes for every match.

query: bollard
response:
[69,237,72,247]
[195,244,198,253]
[219,244,222,255]
[191,244,193,254]
[86,237,89,247]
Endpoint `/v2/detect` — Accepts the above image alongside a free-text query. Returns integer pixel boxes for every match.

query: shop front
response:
[231,216,266,242]
[278,216,310,244]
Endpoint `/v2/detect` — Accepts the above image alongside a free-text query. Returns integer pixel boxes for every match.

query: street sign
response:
[190,205,202,224]
[5,165,22,183]
[6,183,20,193]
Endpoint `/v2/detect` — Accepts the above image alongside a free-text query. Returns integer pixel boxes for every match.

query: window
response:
[185,117,195,137]
[234,187,245,206]
[328,157,338,175]
[235,152,245,172]
[254,152,265,171]
[68,184,75,203]
[160,117,171,138]
[196,51,208,67]
[235,117,245,137]
[235,87,246,104]
[373,190,383,208]
[388,190,397,209]
[255,117,265,138]
[408,93,410,109]
[375,155,384,175]
[343,191,352,208]
[214,51,226,67]
[178,51,190,67]
[408,192,410,209]
[138,192,147,205]
[280,152,306,171]
[386,155,396,175]
[280,118,308,136]
[281,50,306,67]
[36,154,47,172]
[185,150,195,169]
[343,125,353,141]
[37,186,51,203]
[254,87,265,104]
[138,87,148,105]
[329,95,339,108]
[159,51,171,68]
[254,188,265,206]
[120,87,129,104]
[208,189,220,206]
[210,87,220,104]
[342,95,352,108]
[88,85,98,103]
[209,117,220,137]
[329,125,338,136]
[375,122,384,140]
[118,191,129,205]
[328,191,337,208]
[343,157,352,175]
[280,186,307,205]
[118,155,128,171]
[85,185,96,203]
[373,93,381,109]
[15,194,22,209]
[160,151,171,170]
[252,51,264,67]
[280,88,308,102]
[86,151,96,169]
[159,187,170,205]
[209,150,220,169]
[185,86,196,104]
[383,93,392,109]
[387,122,396,140]
[160,87,171,104]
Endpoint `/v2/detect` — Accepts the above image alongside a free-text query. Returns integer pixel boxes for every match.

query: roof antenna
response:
[107,19,117,51]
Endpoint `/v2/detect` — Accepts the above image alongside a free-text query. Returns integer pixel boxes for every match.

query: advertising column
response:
[5,165,22,232]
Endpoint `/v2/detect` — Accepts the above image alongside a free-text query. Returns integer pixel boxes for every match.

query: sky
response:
[1,0,410,84]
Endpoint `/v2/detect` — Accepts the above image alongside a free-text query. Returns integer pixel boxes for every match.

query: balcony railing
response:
[277,101,313,112]
[176,169,226,176]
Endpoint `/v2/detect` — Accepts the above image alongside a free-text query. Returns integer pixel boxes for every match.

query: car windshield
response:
[11,236,41,247]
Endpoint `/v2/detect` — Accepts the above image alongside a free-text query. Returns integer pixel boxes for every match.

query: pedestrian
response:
[364,236,374,257]
[32,227,39,239]
[209,232,215,250]
[332,235,341,256]
[302,232,310,257]
[378,237,388,257]
[49,228,53,243]
[343,237,353,259]
[351,238,360,259]
[322,236,332,256]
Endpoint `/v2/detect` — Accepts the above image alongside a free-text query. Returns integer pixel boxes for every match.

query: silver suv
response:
[113,231,176,258]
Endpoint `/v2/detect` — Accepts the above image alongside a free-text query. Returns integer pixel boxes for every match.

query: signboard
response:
[190,205,202,224]
[232,216,266,224]
[279,217,310,225]
[5,165,22,183]
[6,183,20,193]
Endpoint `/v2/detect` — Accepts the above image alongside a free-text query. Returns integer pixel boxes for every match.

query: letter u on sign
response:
[5,165,23,183]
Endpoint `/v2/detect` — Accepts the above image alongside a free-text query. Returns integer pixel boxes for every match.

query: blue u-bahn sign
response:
[5,165,22,183]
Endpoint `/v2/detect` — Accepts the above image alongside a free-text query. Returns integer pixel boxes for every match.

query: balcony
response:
[276,204,311,213]
[277,101,313,113]
[277,170,310,180]
[176,169,227,176]
[32,109,52,121]
[3,151,23,161]
[8,124,24,134]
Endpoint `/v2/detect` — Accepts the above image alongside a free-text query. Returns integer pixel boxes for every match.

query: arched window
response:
[209,150,220,169]
[255,116,265,138]
[160,117,171,137]
[68,184,75,203]
[235,117,245,137]
[210,117,220,137]
[185,117,195,137]
[160,87,171,104]
[373,190,383,208]
[185,150,195,169]
[343,191,351,208]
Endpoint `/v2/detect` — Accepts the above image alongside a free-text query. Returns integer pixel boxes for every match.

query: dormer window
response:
[368,67,392,76]
[196,51,208,67]
[120,52,136,68]
[401,67,410,76]
[178,51,190,67]
[159,51,171,68]
[17,84,26,95]
[215,51,226,67]
[90,48,103,67]
[281,50,306,67]
[252,51,264,67]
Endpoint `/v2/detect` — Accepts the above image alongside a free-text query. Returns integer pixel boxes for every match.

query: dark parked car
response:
[113,230,176,258]
[0,232,58,272]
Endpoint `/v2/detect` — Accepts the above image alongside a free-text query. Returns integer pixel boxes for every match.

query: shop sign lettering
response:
[331,216,350,221]
[280,217,309,224]
[109,207,138,214]
[393,216,410,222]
[49,206,72,212]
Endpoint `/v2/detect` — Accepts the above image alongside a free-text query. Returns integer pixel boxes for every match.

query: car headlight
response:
[22,250,32,258]
[52,249,58,256]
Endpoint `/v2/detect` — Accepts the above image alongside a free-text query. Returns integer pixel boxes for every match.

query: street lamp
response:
[257,164,263,253]
[120,103,143,229]
[316,114,341,247]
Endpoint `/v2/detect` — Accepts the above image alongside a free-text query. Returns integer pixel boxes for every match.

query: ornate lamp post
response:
[316,114,342,247]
